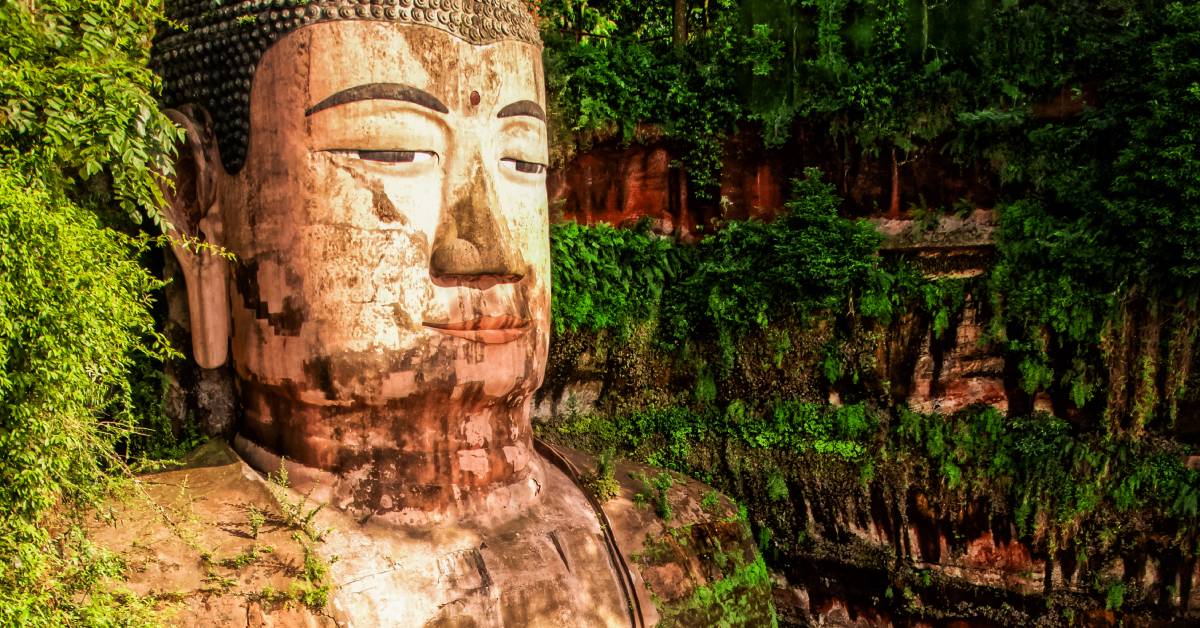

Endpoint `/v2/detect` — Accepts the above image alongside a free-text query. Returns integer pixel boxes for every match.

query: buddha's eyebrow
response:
[305,83,449,116]
[497,100,546,122]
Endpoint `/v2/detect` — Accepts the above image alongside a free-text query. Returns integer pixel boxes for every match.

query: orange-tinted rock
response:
[1032,84,1097,120]
[875,210,1009,414]
[548,128,1002,234]
[549,140,790,236]
[718,153,786,222]
[550,144,687,234]
[908,295,1008,415]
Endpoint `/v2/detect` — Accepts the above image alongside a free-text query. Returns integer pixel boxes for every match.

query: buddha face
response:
[207,20,549,410]
[162,14,551,515]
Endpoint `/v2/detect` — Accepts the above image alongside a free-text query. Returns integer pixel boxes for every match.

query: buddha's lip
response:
[422,316,531,344]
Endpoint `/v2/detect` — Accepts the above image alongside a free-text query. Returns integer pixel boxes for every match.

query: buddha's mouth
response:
[423,315,532,344]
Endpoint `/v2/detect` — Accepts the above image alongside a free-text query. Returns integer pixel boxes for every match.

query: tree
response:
[673,0,688,49]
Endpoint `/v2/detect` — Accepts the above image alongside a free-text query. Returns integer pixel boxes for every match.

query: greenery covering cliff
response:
[537,0,1200,621]
[0,1,179,623]
[539,0,1200,447]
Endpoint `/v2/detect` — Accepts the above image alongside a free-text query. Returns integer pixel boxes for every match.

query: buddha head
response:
[155,1,551,522]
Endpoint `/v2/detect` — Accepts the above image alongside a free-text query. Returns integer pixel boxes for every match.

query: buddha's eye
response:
[354,150,438,164]
[500,157,546,175]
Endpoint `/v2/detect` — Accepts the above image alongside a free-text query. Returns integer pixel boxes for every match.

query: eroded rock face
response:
[875,210,1007,415]
[546,137,787,239]
[549,144,687,236]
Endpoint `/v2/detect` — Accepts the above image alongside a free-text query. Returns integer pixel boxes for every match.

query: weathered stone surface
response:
[718,155,785,223]
[874,210,1009,415]
[874,209,997,257]
[90,443,339,627]
[907,295,1008,415]
[94,441,770,626]
[547,137,786,239]
[162,19,553,521]
[164,253,238,438]
[546,128,1003,236]
[549,143,687,235]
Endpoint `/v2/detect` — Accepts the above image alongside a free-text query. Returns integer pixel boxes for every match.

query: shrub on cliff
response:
[989,2,1200,433]
[0,0,179,622]
[551,220,680,334]
[662,169,889,362]
[0,169,164,625]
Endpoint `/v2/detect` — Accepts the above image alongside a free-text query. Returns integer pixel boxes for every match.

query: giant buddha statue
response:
[92,2,772,625]
[157,0,553,523]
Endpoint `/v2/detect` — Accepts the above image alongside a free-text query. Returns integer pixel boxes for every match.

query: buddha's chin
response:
[232,332,543,407]
[238,376,538,412]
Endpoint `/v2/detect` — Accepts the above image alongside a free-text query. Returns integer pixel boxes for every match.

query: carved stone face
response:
[167,20,551,518]
[227,21,549,403]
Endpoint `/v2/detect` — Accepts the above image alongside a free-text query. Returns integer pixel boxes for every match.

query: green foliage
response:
[541,0,782,192]
[895,406,1200,545]
[550,220,679,334]
[207,544,274,571]
[986,3,1200,431]
[0,0,181,227]
[633,470,675,521]
[291,536,332,610]
[0,167,166,623]
[1104,581,1127,611]
[265,462,334,610]
[657,552,777,628]
[268,463,327,545]
[0,525,159,626]
[551,170,900,374]
[557,400,879,476]
[663,170,888,360]
[765,471,788,503]
[633,510,777,626]
[731,400,875,461]
[540,0,1128,186]
[0,5,182,621]
[245,506,265,540]
[917,277,969,340]
[752,0,935,150]
[585,448,622,502]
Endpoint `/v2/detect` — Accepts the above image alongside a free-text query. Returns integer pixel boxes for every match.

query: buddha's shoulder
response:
[542,443,777,628]
[90,440,338,626]
[92,441,774,627]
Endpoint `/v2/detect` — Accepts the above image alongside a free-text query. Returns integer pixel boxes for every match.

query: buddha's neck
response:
[232,380,543,524]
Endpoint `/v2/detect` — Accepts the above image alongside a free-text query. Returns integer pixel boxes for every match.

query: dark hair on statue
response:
[154,0,540,173]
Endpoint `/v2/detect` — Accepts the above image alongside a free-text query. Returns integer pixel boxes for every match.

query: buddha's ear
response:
[161,106,230,369]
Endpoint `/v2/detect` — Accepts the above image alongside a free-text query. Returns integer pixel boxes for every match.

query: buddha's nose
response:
[430,155,525,287]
